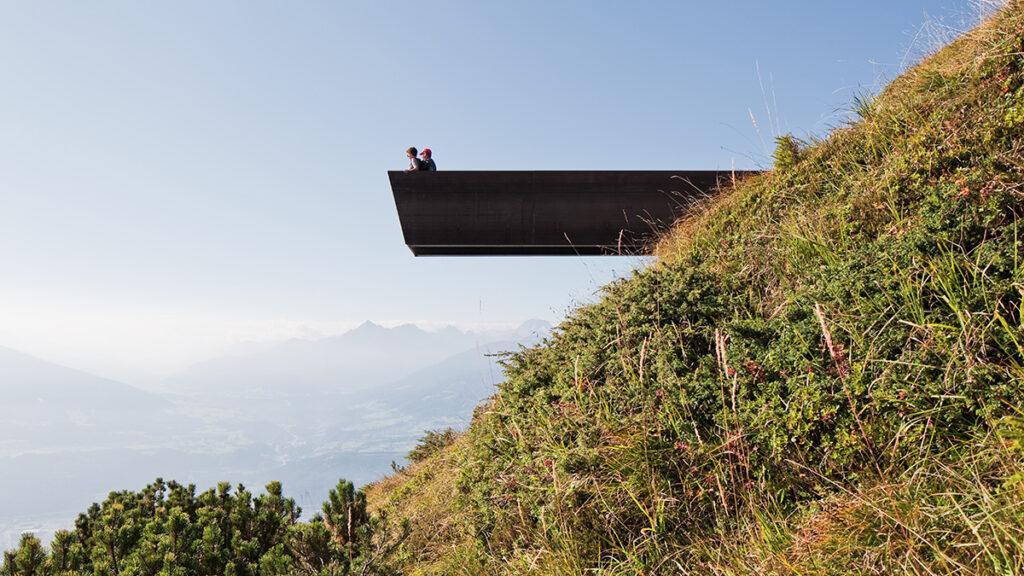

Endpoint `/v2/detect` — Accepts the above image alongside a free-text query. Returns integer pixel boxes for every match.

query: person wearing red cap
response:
[419,148,437,171]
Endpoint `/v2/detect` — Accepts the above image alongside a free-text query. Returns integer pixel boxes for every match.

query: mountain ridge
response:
[0,345,162,409]
[162,320,550,397]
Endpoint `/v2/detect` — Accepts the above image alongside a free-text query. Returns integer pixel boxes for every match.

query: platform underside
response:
[389,170,757,256]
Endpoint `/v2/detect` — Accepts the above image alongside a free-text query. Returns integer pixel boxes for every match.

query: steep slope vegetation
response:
[367,5,1024,574]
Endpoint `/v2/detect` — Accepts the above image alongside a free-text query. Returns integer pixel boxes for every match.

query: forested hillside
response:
[5,3,1024,575]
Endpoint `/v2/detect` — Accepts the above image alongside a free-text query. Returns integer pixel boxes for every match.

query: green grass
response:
[367,4,1024,574]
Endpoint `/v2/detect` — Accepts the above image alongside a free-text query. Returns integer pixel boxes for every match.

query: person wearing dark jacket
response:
[419,148,437,171]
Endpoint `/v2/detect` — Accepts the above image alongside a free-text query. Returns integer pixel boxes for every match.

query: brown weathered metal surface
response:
[389,170,757,256]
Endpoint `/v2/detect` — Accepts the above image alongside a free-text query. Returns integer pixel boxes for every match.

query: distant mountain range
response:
[0,345,176,457]
[0,320,550,549]
[0,345,161,410]
[162,320,550,397]
[379,339,518,423]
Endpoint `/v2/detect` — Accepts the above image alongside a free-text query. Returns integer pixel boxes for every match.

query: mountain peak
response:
[515,319,552,337]
[352,320,385,332]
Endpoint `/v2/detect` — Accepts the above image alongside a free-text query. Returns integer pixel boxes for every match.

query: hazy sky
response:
[0,1,991,383]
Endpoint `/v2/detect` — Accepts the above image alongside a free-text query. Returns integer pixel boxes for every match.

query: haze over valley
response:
[0,320,549,548]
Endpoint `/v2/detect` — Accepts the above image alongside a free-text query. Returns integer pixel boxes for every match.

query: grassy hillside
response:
[366,4,1024,574]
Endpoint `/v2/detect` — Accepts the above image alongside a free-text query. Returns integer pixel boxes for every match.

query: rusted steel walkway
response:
[389,170,757,256]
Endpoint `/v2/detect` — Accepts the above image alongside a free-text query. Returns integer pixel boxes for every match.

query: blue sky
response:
[0,1,991,382]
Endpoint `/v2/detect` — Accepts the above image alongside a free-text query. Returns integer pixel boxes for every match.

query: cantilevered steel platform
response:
[389,170,757,256]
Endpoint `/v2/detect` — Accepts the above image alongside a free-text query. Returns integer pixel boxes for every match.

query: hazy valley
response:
[0,320,549,548]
